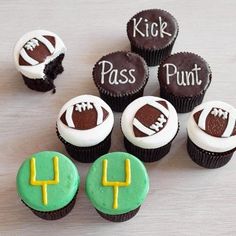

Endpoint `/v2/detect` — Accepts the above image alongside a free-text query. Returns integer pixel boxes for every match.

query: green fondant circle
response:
[85,152,149,215]
[16,151,80,212]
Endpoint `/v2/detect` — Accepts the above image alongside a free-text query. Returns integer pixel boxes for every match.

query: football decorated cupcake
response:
[16,151,80,220]
[127,9,179,66]
[187,101,236,168]
[92,51,149,112]
[158,52,212,113]
[14,30,66,93]
[86,152,149,222]
[121,96,179,162]
[56,95,114,162]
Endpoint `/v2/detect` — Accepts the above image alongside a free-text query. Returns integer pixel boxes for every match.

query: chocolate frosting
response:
[93,51,148,96]
[158,52,212,96]
[127,9,178,50]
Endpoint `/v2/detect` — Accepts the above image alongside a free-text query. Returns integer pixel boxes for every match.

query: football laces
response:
[24,39,39,51]
[75,102,93,112]
[211,108,228,120]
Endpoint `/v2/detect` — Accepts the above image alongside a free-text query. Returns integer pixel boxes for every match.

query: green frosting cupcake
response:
[86,152,149,215]
[16,151,80,212]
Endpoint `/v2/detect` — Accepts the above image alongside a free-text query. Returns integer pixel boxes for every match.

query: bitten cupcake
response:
[187,101,236,168]
[16,151,80,220]
[14,30,66,93]
[127,9,179,66]
[56,95,114,162]
[86,152,149,222]
[121,96,179,162]
[158,52,212,113]
[92,51,149,112]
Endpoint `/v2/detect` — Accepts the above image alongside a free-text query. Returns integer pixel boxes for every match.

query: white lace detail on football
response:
[150,115,167,132]
[24,39,39,51]
[75,102,93,112]
[211,108,228,120]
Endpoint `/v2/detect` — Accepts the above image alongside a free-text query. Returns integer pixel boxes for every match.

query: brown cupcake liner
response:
[23,191,78,220]
[187,137,235,169]
[99,88,145,112]
[96,206,140,222]
[160,87,206,113]
[92,51,149,112]
[124,123,179,162]
[22,54,64,93]
[56,127,112,163]
[130,40,175,67]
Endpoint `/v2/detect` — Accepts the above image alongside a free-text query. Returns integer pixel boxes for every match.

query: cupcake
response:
[92,51,149,112]
[158,52,212,113]
[187,101,236,168]
[86,152,149,222]
[16,151,80,220]
[14,30,66,93]
[127,9,179,66]
[121,96,179,162]
[56,95,114,162]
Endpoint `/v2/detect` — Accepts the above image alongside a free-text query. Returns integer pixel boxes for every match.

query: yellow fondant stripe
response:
[102,159,131,209]
[30,156,59,205]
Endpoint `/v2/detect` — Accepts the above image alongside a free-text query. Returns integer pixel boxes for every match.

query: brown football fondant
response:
[60,104,108,130]
[133,101,168,137]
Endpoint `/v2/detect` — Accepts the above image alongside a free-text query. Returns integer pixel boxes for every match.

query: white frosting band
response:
[57,95,114,147]
[121,96,178,149]
[187,101,236,153]
[14,30,66,80]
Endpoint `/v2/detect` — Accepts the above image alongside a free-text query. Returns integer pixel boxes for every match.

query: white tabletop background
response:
[0,0,235,235]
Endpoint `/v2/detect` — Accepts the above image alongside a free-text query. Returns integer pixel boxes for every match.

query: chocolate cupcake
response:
[127,9,179,66]
[158,52,212,113]
[86,152,149,222]
[121,96,179,162]
[92,51,149,112]
[16,151,80,220]
[14,30,66,93]
[187,101,236,168]
[56,95,114,162]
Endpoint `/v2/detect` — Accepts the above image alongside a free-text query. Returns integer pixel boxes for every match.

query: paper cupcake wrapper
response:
[24,191,78,220]
[56,127,112,163]
[124,137,172,162]
[123,123,179,162]
[160,87,206,113]
[22,54,64,93]
[187,137,235,169]
[99,88,145,112]
[96,206,140,222]
[131,40,175,67]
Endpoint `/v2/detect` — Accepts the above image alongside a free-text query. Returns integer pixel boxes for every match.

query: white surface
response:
[0,0,235,235]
